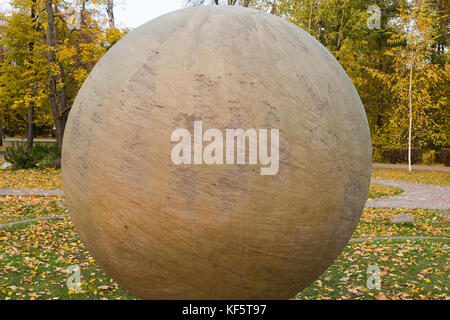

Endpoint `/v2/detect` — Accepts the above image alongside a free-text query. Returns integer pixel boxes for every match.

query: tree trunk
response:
[336,7,345,50]
[308,0,313,30]
[270,1,277,14]
[243,0,250,7]
[45,0,66,148]
[27,0,37,150]
[408,59,413,172]
[54,3,68,146]
[0,118,3,147]
[106,0,115,29]
[27,106,34,150]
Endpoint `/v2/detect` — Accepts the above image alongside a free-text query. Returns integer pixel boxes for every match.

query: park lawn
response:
[354,207,449,238]
[0,218,136,300]
[298,208,448,300]
[0,196,66,224]
[372,167,450,187]
[368,184,403,199]
[297,238,449,300]
[0,199,448,300]
[0,168,61,190]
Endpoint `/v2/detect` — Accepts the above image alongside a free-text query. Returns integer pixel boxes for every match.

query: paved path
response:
[0,189,64,196]
[373,163,450,172]
[367,179,450,209]
[0,214,69,229]
[0,178,448,210]
[3,138,56,143]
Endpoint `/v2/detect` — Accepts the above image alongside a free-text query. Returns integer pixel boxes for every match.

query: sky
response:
[115,0,184,29]
[0,0,185,29]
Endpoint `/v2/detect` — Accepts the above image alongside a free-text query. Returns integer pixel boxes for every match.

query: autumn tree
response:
[0,11,4,146]
[1,0,447,159]
[383,0,448,168]
[185,0,262,8]
[105,0,114,28]
[0,0,126,148]
[191,0,449,159]
[0,0,49,147]
[43,0,125,147]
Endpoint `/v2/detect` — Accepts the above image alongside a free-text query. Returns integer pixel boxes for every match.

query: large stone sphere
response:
[62,6,371,299]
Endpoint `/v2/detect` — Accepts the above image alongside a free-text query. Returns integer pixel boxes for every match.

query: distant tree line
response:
[187,0,449,164]
[0,0,125,148]
[0,0,448,164]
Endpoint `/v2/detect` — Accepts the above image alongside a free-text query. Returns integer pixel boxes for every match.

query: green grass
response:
[0,168,61,190]
[354,208,448,238]
[297,239,449,300]
[0,198,448,300]
[368,184,403,199]
[0,219,136,300]
[297,207,449,300]
[0,196,66,224]
[0,151,446,300]
[372,168,450,187]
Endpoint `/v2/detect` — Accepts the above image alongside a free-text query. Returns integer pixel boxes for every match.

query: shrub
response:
[381,148,420,164]
[372,148,385,163]
[422,150,437,165]
[439,149,450,167]
[5,142,61,169]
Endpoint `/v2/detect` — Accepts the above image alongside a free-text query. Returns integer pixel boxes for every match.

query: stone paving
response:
[0,214,69,229]
[0,189,64,196]
[367,179,450,210]
[0,178,448,209]
[0,180,448,247]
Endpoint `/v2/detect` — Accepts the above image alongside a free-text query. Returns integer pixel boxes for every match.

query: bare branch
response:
[106,0,115,29]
